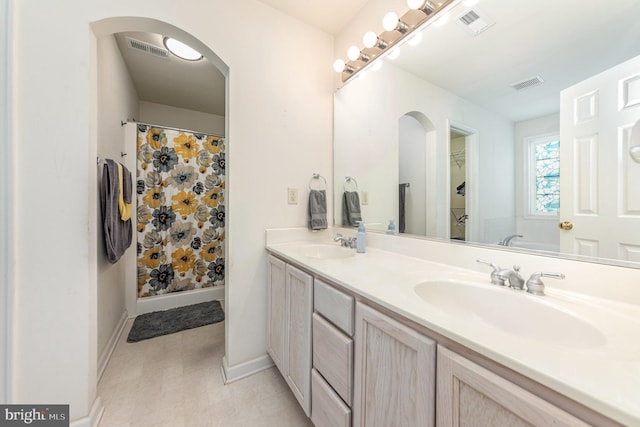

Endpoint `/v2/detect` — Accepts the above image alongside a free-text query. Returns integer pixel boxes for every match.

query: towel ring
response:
[344,176,359,191]
[309,173,327,191]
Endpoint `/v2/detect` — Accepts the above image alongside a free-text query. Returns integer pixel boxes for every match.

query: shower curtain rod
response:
[121,119,225,138]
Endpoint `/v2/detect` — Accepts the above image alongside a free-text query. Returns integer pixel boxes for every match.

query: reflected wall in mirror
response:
[334,0,640,266]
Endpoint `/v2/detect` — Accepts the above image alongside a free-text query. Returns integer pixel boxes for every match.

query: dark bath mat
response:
[127,300,224,343]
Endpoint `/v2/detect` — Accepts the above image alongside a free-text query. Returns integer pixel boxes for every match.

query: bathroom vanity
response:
[265,228,640,427]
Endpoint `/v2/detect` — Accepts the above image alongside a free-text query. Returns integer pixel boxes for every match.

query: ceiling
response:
[256,0,368,35]
[377,0,640,122]
[114,0,640,124]
[114,32,226,117]
[114,1,362,117]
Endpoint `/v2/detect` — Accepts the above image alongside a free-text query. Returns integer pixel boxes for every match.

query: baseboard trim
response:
[69,396,104,427]
[220,354,274,384]
[97,311,128,382]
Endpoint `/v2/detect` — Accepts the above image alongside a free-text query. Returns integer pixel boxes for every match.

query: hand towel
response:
[101,159,132,263]
[117,162,132,221]
[342,191,362,227]
[308,189,328,230]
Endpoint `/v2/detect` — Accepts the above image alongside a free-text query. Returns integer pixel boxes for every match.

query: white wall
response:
[138,101,224,136]
[0,0,13,404]
[334,61,515,245]
[96,34,139,371]
[11,0,333,423]
[514,113,560,249]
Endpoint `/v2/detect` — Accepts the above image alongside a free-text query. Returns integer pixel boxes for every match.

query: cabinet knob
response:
[559,221,573,230]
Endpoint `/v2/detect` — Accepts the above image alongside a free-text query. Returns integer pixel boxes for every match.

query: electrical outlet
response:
[361,191,369,205]
[287,187,298,204]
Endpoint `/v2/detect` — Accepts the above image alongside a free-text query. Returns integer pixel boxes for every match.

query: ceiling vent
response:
[456,7,495,36]
[511,76,545,91]
[126,37,169,59]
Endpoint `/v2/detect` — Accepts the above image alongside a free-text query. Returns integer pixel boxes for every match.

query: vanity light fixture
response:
[363,31,389,50]
[333,0,454,83]
[347,45,371,63]
[382,12,409,33]
[163,37,203,61]
[407,0,437,15]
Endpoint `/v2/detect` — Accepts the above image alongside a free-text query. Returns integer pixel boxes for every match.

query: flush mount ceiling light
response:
[333,0,454,83]
[163,37,203,61]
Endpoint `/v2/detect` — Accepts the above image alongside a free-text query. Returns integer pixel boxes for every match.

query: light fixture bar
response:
[335,0,455,83]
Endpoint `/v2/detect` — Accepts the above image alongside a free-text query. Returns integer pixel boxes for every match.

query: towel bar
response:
[344,176,359,191]
[309,173,327,191]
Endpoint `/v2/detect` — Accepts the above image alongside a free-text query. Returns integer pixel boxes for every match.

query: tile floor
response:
[98,317,313,427]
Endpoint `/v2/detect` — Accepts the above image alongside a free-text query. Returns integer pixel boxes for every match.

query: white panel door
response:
[560,55,640,261]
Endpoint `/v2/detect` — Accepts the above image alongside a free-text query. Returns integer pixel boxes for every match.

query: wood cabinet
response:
[312,369,351,427]
[312,279,355,426]
[267,254,611,426]
[267,255,286,373]
[266,255,313,416]
[353,302,437,427]
[436,345,589,427]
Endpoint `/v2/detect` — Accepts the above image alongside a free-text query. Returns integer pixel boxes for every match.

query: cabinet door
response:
[285,264,313,416]
[353,302,436,427]
[436,345,589,427]
[267,255,286,373]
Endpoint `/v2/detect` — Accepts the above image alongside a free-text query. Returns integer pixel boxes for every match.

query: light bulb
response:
[347,45,361,61]
[382,12,399,32]
[333,59,346,73]
[407,0,425,10]
[363,31,378,49]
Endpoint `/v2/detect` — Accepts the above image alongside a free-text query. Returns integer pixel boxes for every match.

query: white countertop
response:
[266,238,640,426]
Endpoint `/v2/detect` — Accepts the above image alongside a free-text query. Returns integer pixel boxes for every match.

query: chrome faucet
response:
[499,234,523,246]
[478,259,565,295]
[477,259,525,289]
[476,259,505,286]
[497,265,525,290]
[525,272,565,296]
[334,234,356,249]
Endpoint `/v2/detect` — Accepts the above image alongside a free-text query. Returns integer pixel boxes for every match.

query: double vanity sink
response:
[296,242,605,349]
[267,236,640,426]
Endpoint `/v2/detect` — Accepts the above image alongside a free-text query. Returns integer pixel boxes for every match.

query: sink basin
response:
[414,280,606,348]
[298,244,356,260]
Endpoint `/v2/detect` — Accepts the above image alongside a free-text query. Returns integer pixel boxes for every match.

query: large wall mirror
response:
[334,0,640,266]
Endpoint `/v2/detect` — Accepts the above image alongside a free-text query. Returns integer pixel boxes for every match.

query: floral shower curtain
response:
[135,125,225,298]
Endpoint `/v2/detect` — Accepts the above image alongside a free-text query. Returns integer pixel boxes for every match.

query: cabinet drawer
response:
[311,369,351,427]
[313,312,353,406]
[314,279,354,336]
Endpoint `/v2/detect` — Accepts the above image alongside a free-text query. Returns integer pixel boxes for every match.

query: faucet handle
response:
[526,272,565,296]
[476,259,505,286]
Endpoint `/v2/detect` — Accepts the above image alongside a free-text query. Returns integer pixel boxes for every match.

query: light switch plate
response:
[287,188,298,204]
[361,191,369,205]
